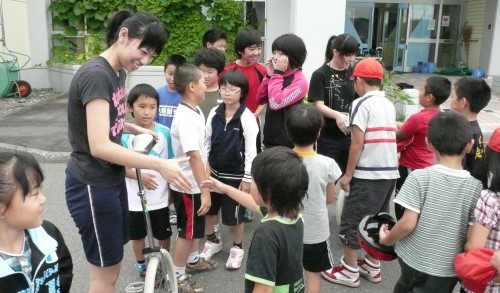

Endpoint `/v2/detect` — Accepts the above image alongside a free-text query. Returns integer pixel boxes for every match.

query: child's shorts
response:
[338,177,396,249]
[65,169,129,267]
[303,240,334,272]
[206,177,245,226]
[172,190,205,239]
[129,207,172,241]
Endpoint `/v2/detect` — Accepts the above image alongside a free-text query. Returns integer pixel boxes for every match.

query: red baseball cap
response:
[352,58,384,80]
[454,248,497,293]
[487,128,500,152]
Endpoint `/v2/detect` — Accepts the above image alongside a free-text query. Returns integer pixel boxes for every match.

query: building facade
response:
[1,0,499,91]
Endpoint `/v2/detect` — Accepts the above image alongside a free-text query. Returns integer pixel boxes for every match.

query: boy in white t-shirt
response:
[121,84,174,278]
[323,58,399,287]
[170,64,217,293]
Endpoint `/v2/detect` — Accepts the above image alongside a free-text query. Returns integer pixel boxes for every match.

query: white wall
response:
[1,0,51,89]
[265,0,346,82]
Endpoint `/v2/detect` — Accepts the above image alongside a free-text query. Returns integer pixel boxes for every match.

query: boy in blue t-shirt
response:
[156,54,187,225]
[156,54,187,128]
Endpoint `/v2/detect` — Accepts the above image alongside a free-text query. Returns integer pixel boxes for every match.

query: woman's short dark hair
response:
[484,147,500,192]
[107,11,168,56]
[325,34,359,62]
[219,70,249,105]
[251,147,308,219]
[271,34,307,69]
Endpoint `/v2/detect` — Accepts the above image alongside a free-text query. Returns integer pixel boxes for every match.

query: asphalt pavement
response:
[41,162,402,293]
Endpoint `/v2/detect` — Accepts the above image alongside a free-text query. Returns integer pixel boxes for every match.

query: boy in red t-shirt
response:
[394,76,451,219]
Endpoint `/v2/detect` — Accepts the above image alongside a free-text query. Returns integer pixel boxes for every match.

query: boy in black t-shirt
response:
[449,76,491,187]
[201,147,308,293]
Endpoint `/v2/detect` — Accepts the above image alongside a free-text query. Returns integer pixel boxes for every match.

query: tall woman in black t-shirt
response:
[65,11,190,292]
[308,34,359,173]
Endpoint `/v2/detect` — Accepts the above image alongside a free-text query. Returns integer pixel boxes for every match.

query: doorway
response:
[346,2,462,72]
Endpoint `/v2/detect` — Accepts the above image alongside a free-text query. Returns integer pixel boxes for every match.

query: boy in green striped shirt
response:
[379,111,482,293]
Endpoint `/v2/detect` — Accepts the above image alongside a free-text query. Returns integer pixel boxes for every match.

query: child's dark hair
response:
[127,84,159,118]
[106,11,167,56]
[251,147,308,219]
[427,111,472,156]
[163,54,187,71]
[454,77,491,113]
[271,34,307,69]
[325,34,359,62]
[484,146,500,192]
[174,63,202,95]
[0,151,44,210]
[425,76,451,105]
[219,70,249,105]
[234,29,262,58]
[286,104,323,146]
[193,48,226,75]
[202,29,227,48]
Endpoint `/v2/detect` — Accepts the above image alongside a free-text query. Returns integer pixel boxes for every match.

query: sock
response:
[207,232,218,243]
[174,265,186,276]
[233,242,243,249]
[188,252,199,264]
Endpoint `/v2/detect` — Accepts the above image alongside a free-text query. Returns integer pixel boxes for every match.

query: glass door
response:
[393,4,409,71]
[345,3,374,56]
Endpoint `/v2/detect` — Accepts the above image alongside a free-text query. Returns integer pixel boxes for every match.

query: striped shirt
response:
[348,91,399,179]
[394,164,482,277]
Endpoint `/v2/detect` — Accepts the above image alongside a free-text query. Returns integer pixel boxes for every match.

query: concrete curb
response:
[0,92,68,121]
[0,143,70,163]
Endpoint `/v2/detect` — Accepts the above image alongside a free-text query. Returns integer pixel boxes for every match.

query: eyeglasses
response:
[219,88,241,95]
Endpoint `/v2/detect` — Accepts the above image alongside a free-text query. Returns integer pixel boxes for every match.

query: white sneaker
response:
[199,240,222,261]
[357,257,381,283]
[321,256,360,288]
[225,246,244,270]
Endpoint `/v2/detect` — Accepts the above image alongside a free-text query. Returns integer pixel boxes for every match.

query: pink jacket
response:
[257,69,308,110]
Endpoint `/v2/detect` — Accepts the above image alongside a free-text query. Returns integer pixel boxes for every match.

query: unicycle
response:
[131,134,178,293]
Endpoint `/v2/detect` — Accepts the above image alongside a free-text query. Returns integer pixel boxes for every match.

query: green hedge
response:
[48,0,247,65]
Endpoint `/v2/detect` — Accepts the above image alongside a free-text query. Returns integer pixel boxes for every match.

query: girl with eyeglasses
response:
[201,70,259,270]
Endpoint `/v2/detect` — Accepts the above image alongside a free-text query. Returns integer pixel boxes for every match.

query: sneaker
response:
[321,257,360,288]
[186,258,218,274]
[177,273,204,293]
[243,209,253,222]
[226,246,244,270]
[357,257,381,283]
[169,209,177,225]
[199,240,222,261]
[136,262,147,278]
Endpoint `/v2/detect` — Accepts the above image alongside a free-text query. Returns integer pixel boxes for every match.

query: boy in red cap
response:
[463,127,500,292]
[322,58,400,287]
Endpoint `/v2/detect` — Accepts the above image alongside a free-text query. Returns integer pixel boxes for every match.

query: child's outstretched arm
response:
[379,209,418,246]
[201,177,260,214]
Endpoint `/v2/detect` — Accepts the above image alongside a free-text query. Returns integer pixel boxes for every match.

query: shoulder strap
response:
[253,66,264,82]
[349,95,373,126]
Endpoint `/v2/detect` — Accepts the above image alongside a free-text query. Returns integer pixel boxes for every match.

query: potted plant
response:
[381,70,415,122]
